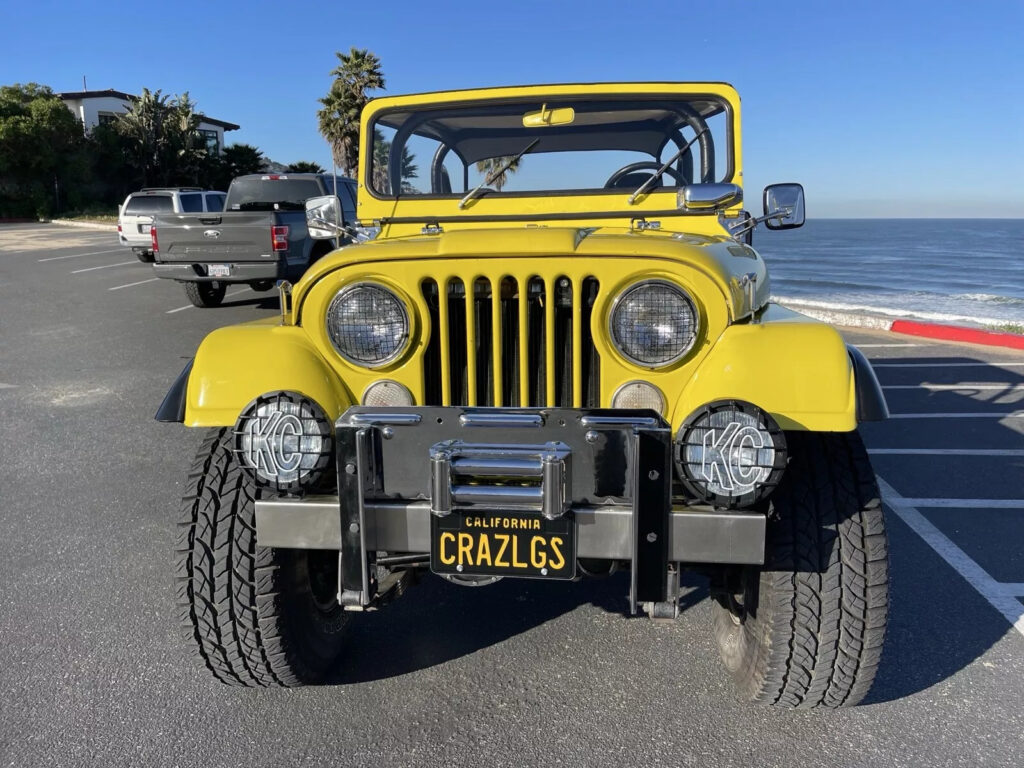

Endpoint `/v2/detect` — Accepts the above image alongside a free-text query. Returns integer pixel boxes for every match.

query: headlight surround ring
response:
[608,279,699,368]
[674,400,787,509]
[325,281,411,368]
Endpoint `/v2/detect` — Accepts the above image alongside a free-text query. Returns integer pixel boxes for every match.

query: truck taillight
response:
[271,225,289,251]
[151,227,159,253]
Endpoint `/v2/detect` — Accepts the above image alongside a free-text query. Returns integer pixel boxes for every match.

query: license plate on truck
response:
[430,510,575,579]
[208,264,230,277]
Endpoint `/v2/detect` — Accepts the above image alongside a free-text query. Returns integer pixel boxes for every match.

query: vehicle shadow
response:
[220,294,279,311]
[328,570,710,685]
[856,352,1024,705]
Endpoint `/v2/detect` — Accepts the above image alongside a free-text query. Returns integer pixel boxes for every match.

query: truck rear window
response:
[226,178,323,211]
[124,195,173,214]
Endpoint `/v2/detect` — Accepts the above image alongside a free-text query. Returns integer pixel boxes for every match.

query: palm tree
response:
[371,129,419,193]
[222,143,266,177]
[286,161,325,173]
[163,92,206,185]
[475,155,522,192]
[115,88,169,185]
[317,48,385,175]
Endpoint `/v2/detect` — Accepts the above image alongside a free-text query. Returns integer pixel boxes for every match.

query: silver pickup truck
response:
[150,173,357,307]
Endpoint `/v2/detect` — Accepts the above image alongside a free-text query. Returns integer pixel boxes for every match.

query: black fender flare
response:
[847,345,889,422]
[155,359,193,423]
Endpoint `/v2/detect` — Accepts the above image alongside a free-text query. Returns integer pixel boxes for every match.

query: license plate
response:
[138,224,151,234]
[208,264,231,277]
[430,510,575,580]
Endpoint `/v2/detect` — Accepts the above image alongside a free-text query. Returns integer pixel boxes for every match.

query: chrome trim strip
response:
[459,412,545,428]
[345,412,423,426]
[579,414,662,428]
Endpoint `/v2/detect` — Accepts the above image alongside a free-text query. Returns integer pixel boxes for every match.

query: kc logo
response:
[701,421,770,493]
[245,410,303,477]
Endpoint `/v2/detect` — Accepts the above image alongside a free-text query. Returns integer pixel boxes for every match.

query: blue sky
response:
[2,0,1022,217]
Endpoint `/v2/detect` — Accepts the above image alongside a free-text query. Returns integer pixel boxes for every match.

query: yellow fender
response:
[182,322,353,427]
[672,305,858,432]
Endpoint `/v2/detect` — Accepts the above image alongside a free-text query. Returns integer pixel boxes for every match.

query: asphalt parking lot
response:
[1,223,1022,767]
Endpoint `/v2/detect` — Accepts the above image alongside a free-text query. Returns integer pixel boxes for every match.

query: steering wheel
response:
[604,161,687,189]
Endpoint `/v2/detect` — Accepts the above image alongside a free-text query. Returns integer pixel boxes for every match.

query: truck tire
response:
[711,431,888,708]
[175,428,347,686]
[134,248,155,264]
[184,281,226,308]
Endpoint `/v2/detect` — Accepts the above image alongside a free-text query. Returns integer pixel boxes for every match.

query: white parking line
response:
[869,448,1024,456]
[878,477,1024,638]
[889,411,1024,419]
[885,497,1024,509]
[882,384,1022,391]
[38,248,123,262]
[71,260,138,274]
[166,286,250,314]
[1001,584,1024,597]
[109,278,159,291]
[0,383,16,389]
[871,362,1024,368]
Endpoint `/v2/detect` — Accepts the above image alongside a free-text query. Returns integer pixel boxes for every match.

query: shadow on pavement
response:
[858,352,1024,704]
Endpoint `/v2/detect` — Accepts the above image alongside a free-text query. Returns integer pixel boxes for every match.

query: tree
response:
[371,128,418,194]
[317,47,385,175]
[114,88,170,186]
[0,83,86,216]
[475,155,522,192]
[286,161,325,173]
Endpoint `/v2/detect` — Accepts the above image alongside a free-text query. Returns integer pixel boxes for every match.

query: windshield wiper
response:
[627,129,707,205]
[458,138,540,209]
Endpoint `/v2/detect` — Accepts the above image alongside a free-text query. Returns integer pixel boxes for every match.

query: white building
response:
[58,89,240,155]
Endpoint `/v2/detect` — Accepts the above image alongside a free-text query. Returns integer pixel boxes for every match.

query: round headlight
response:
[326,282,409,367]
[675,400,786,509]
[609,280,698,367]
[235,392,333,493]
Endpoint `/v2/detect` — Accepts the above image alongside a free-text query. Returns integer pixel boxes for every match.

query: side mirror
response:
[305,195,344,240]
[678,183,743,211]
[763,183,805,230]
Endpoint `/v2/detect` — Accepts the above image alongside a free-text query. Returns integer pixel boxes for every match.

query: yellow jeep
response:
[160,82,889,706]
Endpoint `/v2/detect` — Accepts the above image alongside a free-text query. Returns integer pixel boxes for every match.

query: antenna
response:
[83,75,87,90]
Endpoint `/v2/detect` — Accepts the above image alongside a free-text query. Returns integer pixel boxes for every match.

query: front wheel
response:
[183,281,226,307]
[175,428,347,686]
[712,431,889,708]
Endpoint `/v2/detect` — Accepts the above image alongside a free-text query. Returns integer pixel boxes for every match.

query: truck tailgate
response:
[154,212,276,263]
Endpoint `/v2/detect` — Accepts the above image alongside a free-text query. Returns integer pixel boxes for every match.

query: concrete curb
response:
[49,219,118,231]
[780,301,1024,351]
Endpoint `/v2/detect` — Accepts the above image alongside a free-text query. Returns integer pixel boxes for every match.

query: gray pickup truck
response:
[150,173,358,307]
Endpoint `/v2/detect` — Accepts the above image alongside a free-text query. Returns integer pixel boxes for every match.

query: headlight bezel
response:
[607,278,700,369]
[325,280,412,368]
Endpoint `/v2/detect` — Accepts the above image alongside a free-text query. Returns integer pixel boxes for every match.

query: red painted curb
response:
[891,319,1024,350]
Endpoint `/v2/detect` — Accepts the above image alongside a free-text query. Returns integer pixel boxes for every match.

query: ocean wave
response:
[771,295,1018,327]
[957,293,1024,306]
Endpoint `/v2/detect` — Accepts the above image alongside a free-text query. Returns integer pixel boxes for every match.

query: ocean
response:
[755,219,1024,327]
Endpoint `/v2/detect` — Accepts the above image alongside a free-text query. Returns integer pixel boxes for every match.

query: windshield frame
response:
[363,91,736,204]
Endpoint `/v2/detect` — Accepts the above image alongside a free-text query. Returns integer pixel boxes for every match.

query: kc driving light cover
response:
[609,280,698,367]
[235,392,333,493]
[326,282,410,367]
[675,400,787,508]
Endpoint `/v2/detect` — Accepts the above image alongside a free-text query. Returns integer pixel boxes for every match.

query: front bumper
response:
[252,406,767,613]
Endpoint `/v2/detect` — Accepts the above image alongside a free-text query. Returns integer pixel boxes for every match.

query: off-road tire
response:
[183,281,226,308]
[175,428,347,687]
[712,431,889,708]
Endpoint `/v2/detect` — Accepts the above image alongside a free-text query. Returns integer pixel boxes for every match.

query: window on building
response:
[199,129,220,155]
[97,112,118,127]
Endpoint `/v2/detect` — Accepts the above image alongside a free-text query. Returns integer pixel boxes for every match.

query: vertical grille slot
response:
[446,278,468,406]
[581,277,601,407]
[554,276,573,406]
[527,277,547,406]
[473,278,493,407]
[421,279,442,406]
[501,277,519,406]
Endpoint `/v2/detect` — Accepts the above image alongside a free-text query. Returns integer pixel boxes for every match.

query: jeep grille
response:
[421,275,601,407]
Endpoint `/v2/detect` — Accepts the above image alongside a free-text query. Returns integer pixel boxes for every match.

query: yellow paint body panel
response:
[181,82,858,433]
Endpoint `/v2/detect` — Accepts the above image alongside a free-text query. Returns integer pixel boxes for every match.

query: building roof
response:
[57,89,240,131]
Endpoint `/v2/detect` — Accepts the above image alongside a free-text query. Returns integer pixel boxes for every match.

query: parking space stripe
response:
[71,260,139,274]
[885,497,1024,509]
[871,362,1024,368]
[882,384,1022,391]
[869,448,1024,456]
[166,286,250,314]
[1001,584,1024,597]
[109,278,159,291]
[878,476,1024,638]
[889,411,1024,419]
[38,248,123,262]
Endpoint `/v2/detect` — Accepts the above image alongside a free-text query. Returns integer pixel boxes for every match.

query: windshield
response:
[124,195,173,214]
[225,177,324,211]
[368,95,732,199]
